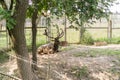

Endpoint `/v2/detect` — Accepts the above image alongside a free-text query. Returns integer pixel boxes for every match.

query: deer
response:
[37,28,64,55]
[94,41,107,46]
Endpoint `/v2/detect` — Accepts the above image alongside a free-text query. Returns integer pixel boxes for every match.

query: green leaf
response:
[0,8,15,30]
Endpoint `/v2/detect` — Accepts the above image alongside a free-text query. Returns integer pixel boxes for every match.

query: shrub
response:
[80,31,94,45]
[95,37,120,44]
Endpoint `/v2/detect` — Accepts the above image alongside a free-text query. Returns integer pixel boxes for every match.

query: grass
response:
[73,48,120,57]
[110,67,120,75]
[94,37,120,44]
[0,32,8,48]
[1,28,120,48]
[60,44,75,51]
[70,66,89,79]
[0,52,9,63]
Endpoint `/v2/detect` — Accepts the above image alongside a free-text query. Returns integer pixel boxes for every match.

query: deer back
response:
[37,43,54,54]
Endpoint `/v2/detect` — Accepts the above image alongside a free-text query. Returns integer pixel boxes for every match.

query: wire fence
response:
[0,14,120,49]
[0,72,21,80]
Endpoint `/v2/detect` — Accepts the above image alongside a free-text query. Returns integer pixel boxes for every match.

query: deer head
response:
[44,27,64,52]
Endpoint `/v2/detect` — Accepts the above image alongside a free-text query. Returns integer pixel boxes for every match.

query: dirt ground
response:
[36,44,120,80]
[1,44,120,80]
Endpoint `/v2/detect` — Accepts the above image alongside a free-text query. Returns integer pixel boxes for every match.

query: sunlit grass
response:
[1,28,120,48]
[73,48,120,57]
[0,32,8,48]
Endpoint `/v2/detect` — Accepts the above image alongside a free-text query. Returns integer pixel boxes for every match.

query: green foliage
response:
[80,31,94,45]
[62,0,114,28]
[27,0,57,17]
[28,0,115,22]
[0,8,15,30]
[95,37,120,44]
[110,37,120,44]
[27,6,34,18]
[27,0,115,35]
[41,0,115,43]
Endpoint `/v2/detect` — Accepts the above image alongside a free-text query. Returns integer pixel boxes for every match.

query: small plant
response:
[80,31,94,45]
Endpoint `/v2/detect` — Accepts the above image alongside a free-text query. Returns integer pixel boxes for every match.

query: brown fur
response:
[59,41,68,46]
[94,41,107,46]
[37,43,54,55]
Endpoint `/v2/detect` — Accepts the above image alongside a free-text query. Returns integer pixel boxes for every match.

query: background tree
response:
[30,0,39,71]
[49,0,115,43]
[27,0,56,70]
[27,0,47,70]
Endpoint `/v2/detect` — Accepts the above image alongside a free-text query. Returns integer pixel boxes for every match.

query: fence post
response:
[46,16,51,43]
[64,15,67,42]
[107,19,112,40]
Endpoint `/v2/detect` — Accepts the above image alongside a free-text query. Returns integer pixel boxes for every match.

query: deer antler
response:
[44,28,64,40]
[43,28,54,39]
[57,28,64,38]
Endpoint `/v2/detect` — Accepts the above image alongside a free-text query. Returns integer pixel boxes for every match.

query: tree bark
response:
[32,8,38,71]
[79,22,85,43]
[8,0,35,80]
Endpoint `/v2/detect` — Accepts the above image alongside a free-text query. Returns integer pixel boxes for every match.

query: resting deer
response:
[37,28,64,55]
[59,41,68,46]
[94,41,107,46]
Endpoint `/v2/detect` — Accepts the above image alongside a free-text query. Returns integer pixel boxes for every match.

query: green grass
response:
[60,44,75,51]
[0,52,9,63]
[73,48,120,57]
[1,28,120,48]
[0,32,8,48]
[70,66,89,79]
[95,37,120,44]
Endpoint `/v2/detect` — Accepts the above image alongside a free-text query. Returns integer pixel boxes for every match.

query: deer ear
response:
[43,29,47,35]
[43,32,46,35]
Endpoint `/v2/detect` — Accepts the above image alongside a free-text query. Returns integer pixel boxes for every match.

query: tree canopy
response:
[0,0,115,29]
[26,0,116,28]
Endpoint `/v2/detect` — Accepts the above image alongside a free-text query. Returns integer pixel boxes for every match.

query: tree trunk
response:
[32,8,38,71]
[80,26,85,42]
[8,0,35,80]
[79,22,85,43]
